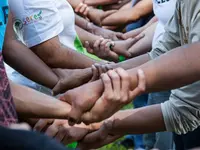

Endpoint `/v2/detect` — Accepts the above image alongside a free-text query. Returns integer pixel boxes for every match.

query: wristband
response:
[67,142,78,149]
[118,55,126,62]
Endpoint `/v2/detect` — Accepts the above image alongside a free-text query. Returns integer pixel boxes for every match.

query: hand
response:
[80,68,146,124]
[60,68,146,126]
[75,2,90,16]
[86,35,144,62]
[87,22,123,41]
[78,119,121,150]
[85,38,119,62]
[110,36,145,58]
[34,119,91,145]
[52,68,92,95]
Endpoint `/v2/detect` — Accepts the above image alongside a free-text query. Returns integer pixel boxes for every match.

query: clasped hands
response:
[35,68,146,149]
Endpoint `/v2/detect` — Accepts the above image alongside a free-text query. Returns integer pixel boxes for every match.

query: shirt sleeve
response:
[161,89,200,135]
[11,0,64,48]
[149,2,181,60]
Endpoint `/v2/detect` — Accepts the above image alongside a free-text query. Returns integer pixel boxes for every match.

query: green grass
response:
[98,103,134,150]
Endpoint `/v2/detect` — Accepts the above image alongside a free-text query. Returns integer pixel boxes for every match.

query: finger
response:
[79,4,88,14]
[90,65,99,82]
[129,69,146,99]
[115,68,130,104]
[84,41,93,54]
[59,92,72,105]
[75,2,84,13]
[55,127,66,142]
[100,39,111,53]
[78,123,109,149]
[102,73,113,94]
[107,70,121,100]
[95,63,104,75]
[34,119,53,132]
[93,38,103,53]
[108,51,119,62]
[52,81,62,96]
[115,32,124,40]
[135,33,145,41]
[45,125,59,137]
[83,7,90,16]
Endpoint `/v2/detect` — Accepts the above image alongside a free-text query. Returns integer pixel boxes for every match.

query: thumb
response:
[129,69,146,99]
[84,41,94,54]
[52,81,62,96]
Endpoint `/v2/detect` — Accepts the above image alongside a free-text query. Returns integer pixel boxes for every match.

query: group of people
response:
[1,0,200,150]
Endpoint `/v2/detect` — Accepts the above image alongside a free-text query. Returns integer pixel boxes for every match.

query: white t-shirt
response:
[152,0,177,47]
[8,0,100,60]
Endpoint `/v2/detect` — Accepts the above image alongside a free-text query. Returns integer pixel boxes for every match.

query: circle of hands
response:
[33,67,146,150]
[29,1,147,149]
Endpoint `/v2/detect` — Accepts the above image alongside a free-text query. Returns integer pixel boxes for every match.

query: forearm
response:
[10,81,71,119]
[79,42,200,109]
[75,25,100,46]
[3,41,58,89]
[129,0,153,23]
[31,36,96,69]
[109,105,165,135]
[128,22,157,57]
[75,14,89,31]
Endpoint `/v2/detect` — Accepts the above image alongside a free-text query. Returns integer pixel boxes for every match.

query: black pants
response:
[0,126,75,150]
[174,126,200,150]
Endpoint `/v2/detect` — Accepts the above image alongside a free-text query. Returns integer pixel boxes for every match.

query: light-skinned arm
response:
[10,80,71,119]
[62,42,200,124]
[100,0,153,26]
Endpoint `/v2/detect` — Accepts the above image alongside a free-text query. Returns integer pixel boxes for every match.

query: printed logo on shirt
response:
[0,6,8,26]
[23,10,43,25]
[155,0,170,4]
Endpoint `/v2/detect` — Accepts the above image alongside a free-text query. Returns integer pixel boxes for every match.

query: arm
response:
[123,16,157,39]
[31,36,96,69]
[75,25,100,46]
[128,22,157,57]
[3,13,58,89]
[10,81,71,119]
[100,0,153,26]
[75,14,123,40]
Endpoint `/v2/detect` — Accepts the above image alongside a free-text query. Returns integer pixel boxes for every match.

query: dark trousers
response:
[174,126,200,150]
[0,126,75,150]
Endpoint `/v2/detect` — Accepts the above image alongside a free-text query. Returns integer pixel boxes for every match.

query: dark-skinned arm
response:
[31,36,97,69]
[3,13,58,89]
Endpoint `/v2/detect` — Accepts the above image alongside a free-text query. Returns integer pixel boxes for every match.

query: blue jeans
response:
[125,94,148,149]
[144,91,173,150]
